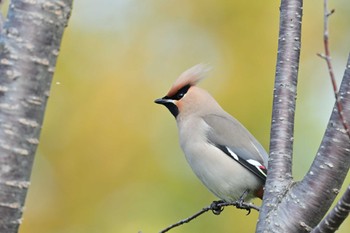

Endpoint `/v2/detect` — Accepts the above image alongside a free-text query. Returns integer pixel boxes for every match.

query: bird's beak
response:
[154,97,178,117]
[154,97,173,105]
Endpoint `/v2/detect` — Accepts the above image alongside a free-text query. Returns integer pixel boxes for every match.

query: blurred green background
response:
[14,0,350,232]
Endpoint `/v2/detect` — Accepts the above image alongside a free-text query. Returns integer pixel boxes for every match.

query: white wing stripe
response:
[246,159,263,167]
[227,147,239,161]
[247,159,266,177]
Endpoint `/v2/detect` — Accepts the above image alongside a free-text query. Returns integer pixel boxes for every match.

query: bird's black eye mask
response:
[156,84,191,118]
[164,84,191,101]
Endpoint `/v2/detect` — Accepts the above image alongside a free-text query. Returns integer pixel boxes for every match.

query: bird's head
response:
[155,64,216,119]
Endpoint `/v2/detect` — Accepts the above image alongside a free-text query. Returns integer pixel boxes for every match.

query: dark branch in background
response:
[0,1,73,232]
[257,0,303,231]
[159,201,260,233]
[317,0,350,139]
[310,185,350,233]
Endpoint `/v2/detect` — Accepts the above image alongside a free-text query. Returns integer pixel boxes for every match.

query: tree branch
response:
[310,185,350,233]
[265,0,303,190]
[0,1,73,232]
[317,0,350,139]
[268,53,350,232]
[273,3,350,227]
[159,201,260,233]
[257,0,303,231]
[307,2,350,231]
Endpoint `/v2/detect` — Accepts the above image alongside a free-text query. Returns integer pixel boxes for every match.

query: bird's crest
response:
[167,64,211,97]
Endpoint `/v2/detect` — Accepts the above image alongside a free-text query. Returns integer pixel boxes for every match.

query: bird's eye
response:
[173,84,191,100]
[176,92,185,99]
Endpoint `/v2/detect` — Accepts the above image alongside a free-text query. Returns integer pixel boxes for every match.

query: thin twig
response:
[159,206,211,233]
[317,0,350,139]
[159,201,260,233]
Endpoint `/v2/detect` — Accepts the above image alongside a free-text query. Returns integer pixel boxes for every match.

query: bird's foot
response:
[210,200,225,215]
[236,190,251,215]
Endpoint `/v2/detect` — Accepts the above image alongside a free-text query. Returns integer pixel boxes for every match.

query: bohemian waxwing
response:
[155,64,268,202]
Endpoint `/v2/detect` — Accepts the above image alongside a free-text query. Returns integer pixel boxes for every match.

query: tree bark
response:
[290,54,350,231]
[257,0,303,231]
[257,0,350,231]
[311,185,350,233]
[0,1,73,232]
[258,54,350,233]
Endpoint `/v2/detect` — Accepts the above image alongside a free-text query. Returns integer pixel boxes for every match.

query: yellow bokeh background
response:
[17,0,350,232]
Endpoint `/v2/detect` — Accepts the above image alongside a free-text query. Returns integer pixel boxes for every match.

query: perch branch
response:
[159,200,260,233]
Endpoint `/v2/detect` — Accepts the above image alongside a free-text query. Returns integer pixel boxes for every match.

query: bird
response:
[154,64,268,203]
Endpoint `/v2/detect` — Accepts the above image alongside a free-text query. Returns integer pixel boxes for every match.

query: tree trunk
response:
[0,0,73,232]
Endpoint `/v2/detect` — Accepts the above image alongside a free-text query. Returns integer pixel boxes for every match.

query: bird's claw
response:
[235,190,252,215]
[235,201,252,215]
[210,200,225,215]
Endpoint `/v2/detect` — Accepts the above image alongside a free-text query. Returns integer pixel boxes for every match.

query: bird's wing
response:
[203,114,268,182]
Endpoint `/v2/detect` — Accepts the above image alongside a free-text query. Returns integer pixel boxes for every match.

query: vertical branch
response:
[0,1,73,232]
[267,0,303,185]
[257,1,303,232]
